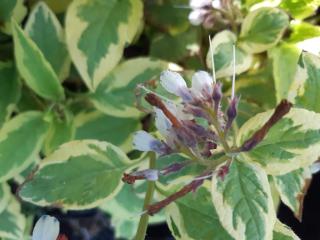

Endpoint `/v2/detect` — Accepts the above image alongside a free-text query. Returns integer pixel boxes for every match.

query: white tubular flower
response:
[133,130,169,155]
[212,0,221,9]
[189,0,212,8]
[155,108,172,138]
[141,169,159,181]
[188,9,207,26]
[191,71,213,98]
[160,70,191,100]
[32,215,59,240]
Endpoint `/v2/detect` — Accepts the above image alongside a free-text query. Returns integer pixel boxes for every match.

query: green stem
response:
[134,153,156,240]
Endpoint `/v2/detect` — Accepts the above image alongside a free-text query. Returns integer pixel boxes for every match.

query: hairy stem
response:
[134,153,156,240]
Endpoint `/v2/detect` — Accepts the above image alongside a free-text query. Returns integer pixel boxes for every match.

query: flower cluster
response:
[124,46,292,216]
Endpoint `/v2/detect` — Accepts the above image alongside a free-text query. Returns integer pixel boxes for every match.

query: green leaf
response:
[25,2,70,81]
[280,0,320,19]
[0,111,49,182]
[0,197,26,240]
[233,62,276,109]
[240,7,289,53]
[0,183,10,214]
[157,181,233,240]
[75,110,141,153]
[150,28,199,62]
[289,52,320,112]
[0,61,21,127]
[90,57,171,118]
[19,140,133,209]
[237,108,320,175]
[272,168,311,219]
[206,30,252,78]
[12,21,65,101]
[101,183,165,239]
[0,0,26,34]
[273,220,300,240]
[65,0,143,91]
[0,0,16,22]
[211,160,275,240]
[235,100,265,129]
[288,22,320,43]
[43,110,75,156]
[270,43,301,102]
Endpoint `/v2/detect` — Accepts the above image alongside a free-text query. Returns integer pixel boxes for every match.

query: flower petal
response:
[191,71,213,98]
[133,131,158,152]
[160,70,191,100]
[188,9,207,25]
[32,215,59,240]
[155,108,172,138]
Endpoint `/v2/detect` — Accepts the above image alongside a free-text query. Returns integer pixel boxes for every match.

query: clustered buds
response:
[126,46,292,217]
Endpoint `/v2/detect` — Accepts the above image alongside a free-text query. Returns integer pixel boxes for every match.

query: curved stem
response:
[134,153,156,240]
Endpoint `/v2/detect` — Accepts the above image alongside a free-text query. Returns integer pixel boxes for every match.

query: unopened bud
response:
[212,82,222,111]
[225,96,239,132]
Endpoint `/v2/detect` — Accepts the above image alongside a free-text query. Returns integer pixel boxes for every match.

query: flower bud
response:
[225,96,239,131]
[212,82,223,111]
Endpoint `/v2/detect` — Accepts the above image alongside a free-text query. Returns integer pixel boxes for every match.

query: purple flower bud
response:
[212,82,223,111]
[225,96,239,132]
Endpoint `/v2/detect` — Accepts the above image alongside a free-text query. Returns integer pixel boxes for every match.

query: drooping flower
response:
[132,130,171,155]
[32,215,59,240]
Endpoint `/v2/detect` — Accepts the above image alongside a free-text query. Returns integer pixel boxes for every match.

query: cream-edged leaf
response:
[0,0,27,34]
[272,168,311,220]
[288,52,320,113]
[75,110,141,153]
[0,196,26,240]
[12,21,65,101]
[240,7,289,53]
[90,57,171,118]
[211,160,275,240]
[206,30,252,78]
[19,140,134,209]
[0,111,49,182]
[237,108,320,175]
[156,181,234,240]
[0,183,11,214]
[25,2,70,81]
[65,0,143,90]
[273,220,300,240]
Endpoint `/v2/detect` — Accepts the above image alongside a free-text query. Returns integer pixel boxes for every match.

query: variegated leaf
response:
[288,52,320,113]
[0,111,49,182]
[12,21,65,101]
[90,57,171,118]
[240,7,289,53]
[206,30,252,78]
[65,0,143,90]
[0,0,26,34]
[0,183,10,214]
[75,110,141,153]
[237,108,320,175]
[0,61,21,127]
[157,181,233,240]
[25,2,70,81]
[211,160,275,240]
[0,197,26,240]
[19,140,134,209]
[270,44,301,102]
[273,220,300,240]
[272,168,311,220]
